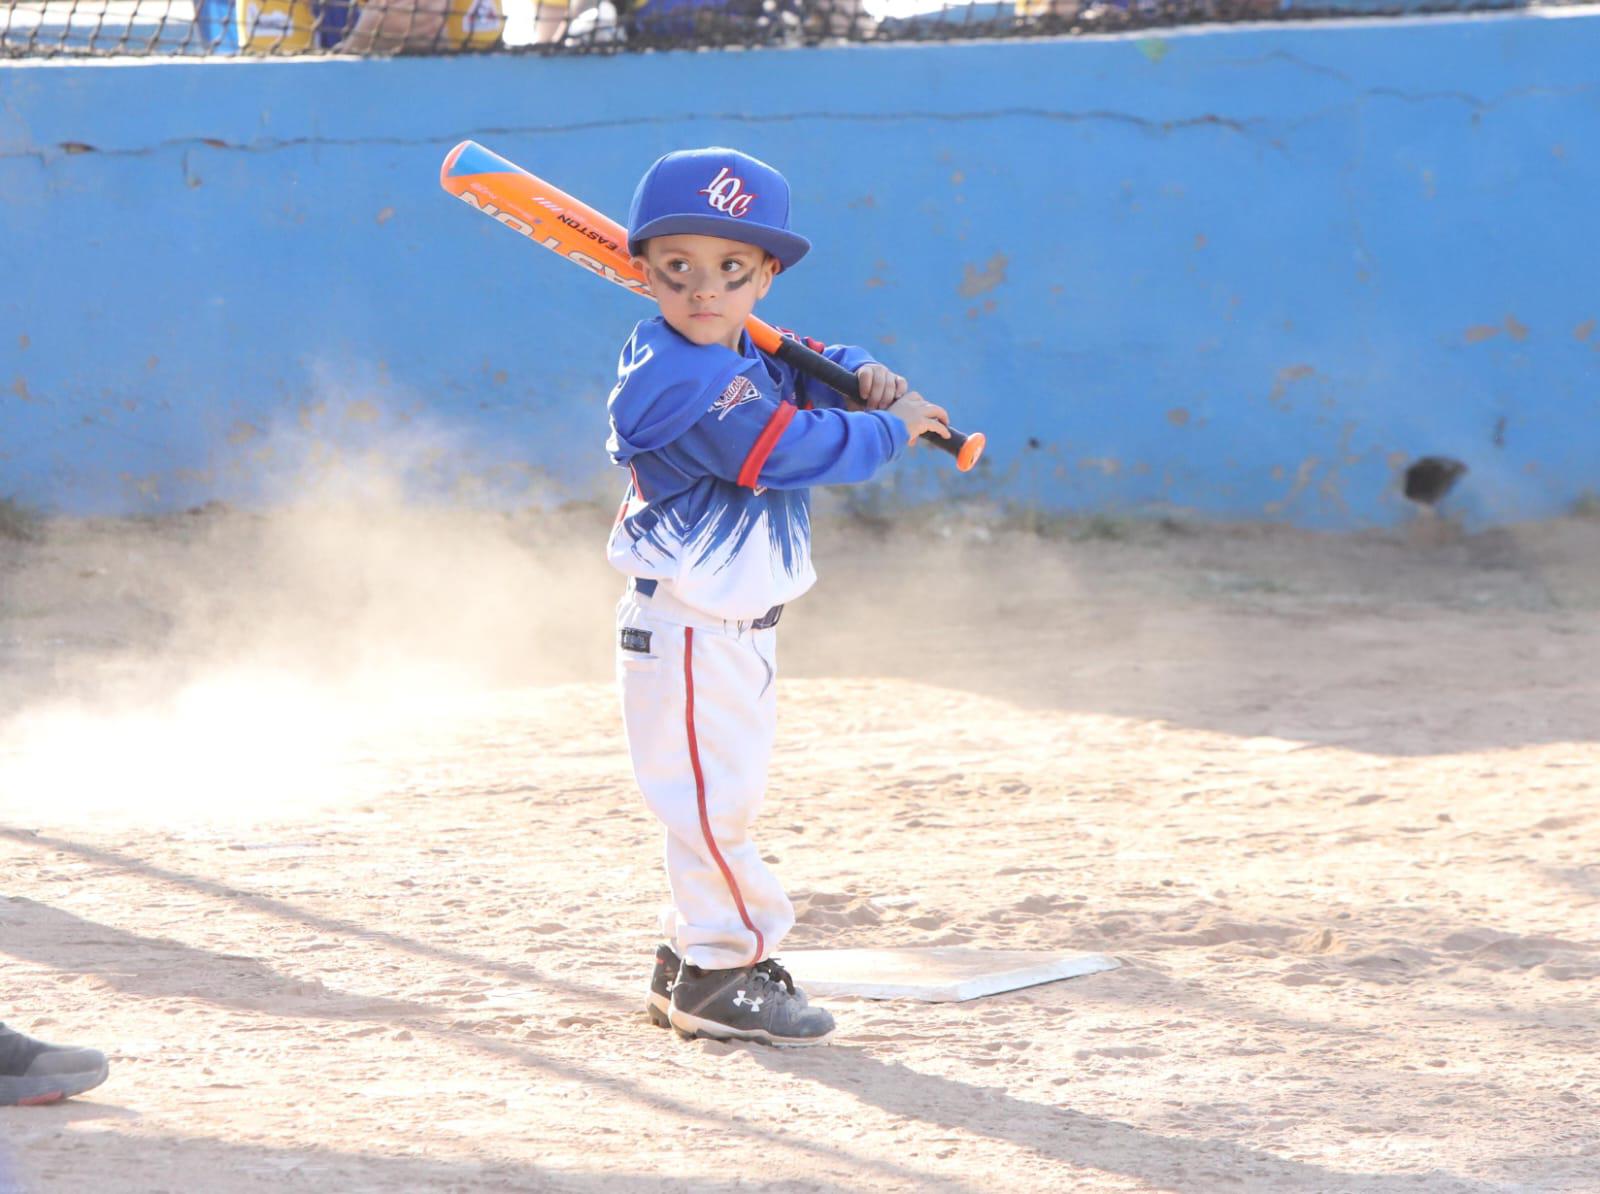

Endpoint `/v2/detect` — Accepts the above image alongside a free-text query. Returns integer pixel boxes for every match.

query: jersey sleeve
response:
[671,394,906,491]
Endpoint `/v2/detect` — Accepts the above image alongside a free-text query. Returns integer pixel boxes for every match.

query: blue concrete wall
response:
[2,15,1598,526]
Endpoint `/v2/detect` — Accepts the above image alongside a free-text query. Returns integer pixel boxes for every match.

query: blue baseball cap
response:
[627,147,811,270]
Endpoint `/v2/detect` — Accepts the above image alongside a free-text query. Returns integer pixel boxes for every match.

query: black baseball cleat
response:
[646,942,681,1028]
[668,960,834,1047]
[0,1023,110,1106]
[648,946,810,1029]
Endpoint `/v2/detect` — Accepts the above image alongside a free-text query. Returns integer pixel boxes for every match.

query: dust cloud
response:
[0,455,622,829]
[5,441,1600,833]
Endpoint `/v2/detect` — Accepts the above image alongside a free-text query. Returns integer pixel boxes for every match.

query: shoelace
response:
[753,957,796,995]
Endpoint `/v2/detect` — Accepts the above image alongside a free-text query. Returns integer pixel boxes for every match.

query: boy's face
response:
[634,234,779,351]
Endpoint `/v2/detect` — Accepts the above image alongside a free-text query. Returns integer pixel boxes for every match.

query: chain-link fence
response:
[0,0,1578,58]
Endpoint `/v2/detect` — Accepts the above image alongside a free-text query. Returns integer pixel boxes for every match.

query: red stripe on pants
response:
[683,627,765,966]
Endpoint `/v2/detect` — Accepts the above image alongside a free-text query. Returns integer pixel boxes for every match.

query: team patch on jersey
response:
[620,627,653,654]
[710,376,761,421]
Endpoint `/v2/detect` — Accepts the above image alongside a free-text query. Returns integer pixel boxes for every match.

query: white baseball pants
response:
[615,587,795,971]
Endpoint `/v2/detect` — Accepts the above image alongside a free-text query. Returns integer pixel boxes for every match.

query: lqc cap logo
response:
[699,168,757,218]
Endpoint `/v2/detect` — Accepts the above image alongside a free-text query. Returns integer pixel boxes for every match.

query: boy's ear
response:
[754,252,781,299]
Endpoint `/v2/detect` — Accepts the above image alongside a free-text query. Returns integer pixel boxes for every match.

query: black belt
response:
[632,578,782,630]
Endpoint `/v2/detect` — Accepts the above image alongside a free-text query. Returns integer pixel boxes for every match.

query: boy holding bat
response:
[607,147,948,1046]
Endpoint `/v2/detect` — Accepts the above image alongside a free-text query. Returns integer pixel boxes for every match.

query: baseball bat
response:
[439,140,986,473]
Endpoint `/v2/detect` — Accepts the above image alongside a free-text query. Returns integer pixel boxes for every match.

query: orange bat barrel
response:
[441,140,986,472]
[441,140,648,297]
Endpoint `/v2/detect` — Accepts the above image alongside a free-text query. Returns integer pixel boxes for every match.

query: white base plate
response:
[780,947,1119,1003]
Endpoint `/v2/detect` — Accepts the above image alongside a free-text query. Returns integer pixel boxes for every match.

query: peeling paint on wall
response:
[1264,457,1319,515]
[1267,365,1315,410]
[958,253,1008,299]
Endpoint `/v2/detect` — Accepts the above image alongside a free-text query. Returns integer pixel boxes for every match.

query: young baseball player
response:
[608,147,949,1047]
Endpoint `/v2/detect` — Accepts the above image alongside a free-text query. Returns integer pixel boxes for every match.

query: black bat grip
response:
[771,337,983,472]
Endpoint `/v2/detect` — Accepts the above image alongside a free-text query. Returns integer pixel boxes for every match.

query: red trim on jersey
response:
[683,627,765,965]
[736,402,797,490]
[617,464,645,526]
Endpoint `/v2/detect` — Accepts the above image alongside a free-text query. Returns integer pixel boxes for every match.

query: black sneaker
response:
[648,946,810,1029]
[668,961,834,1047]
[646,943,680,1028]
[0,1023,110,1106]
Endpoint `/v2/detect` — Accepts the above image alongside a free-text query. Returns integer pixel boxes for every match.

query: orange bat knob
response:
[956,432,986,473]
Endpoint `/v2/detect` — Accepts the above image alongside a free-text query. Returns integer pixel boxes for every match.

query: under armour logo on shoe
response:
[732,990,763,1011]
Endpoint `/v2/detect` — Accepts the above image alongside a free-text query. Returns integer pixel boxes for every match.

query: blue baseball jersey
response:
[606,316,908,619]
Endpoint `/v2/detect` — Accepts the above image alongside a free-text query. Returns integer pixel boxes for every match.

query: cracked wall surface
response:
[2,12,1598,525]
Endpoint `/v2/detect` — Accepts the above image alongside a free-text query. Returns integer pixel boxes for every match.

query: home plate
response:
[780,947,1119,1003]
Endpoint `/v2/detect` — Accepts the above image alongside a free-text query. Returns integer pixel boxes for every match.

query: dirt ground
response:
[1,494,1597,1192]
